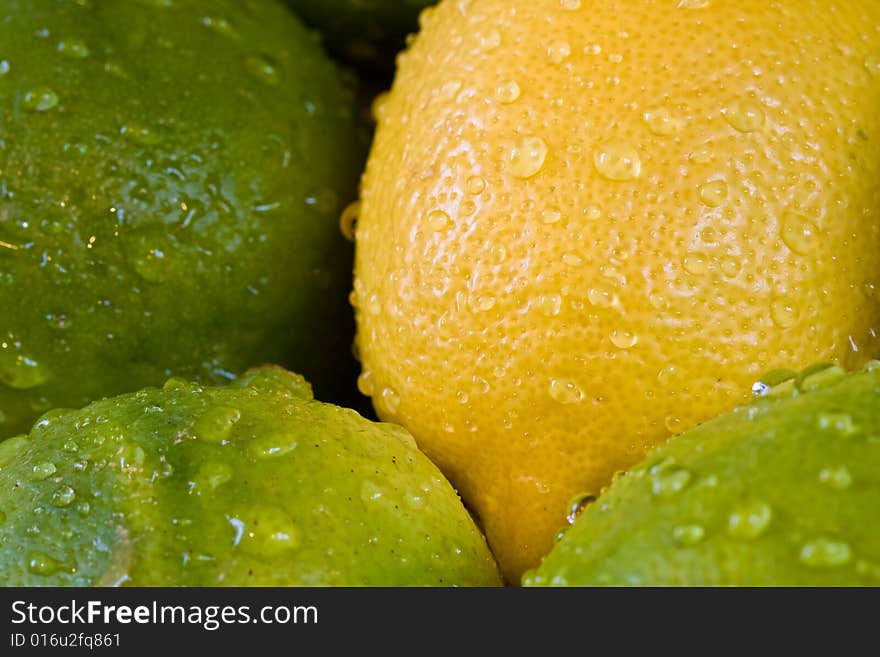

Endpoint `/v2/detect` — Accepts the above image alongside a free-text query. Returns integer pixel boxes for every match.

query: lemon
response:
[524,363,880,586]
[0,367,501,586]
[352,0,880,579]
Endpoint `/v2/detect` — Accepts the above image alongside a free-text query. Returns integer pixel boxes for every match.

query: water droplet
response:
[381,387,400,414]
[541,207,563,224]
[547,40,571,64]
[27,552,61,576]
[751,368,797,398]
[650,463,691,497]
[0,352,51,389]
[507,136,548,179]
[192,406,241,444]
[643,106,684,136]
[75,501,91,516]
[864,54,880,76]
[719,256,741,278]
[230,506,300,557]
[817,412,857,436]
[356,370,373,396]
[593,139,642,181]
[560,0,582,9]
[361,479,386,504]
[32,461,56,480]
[818,465,853,490]
[797,363,846,392]
[339,201,359,241]
[57,38,89,59]
[427,209,452,231]
[673,524,705,545]
[162,377,188,391]
[120,122,160,146]
[770,297,798,329]
[537,293,562,317]
[549,378,584,405]
[566,493,596,524]
[723,97,765,132]
[780,214,820,255]
[610,328,638,349]
[678,0,710,8]
[657,365,677,386]
[244,54,279,86]
[51,485,76,508]
[562,252,583,266]
[465,176,486,195]
[194,460,233,491]
[587,285,618,308]
[0,60,9,75]
[249,431,298,459]
[200,16,237,39]
[727,500,772,539]
[682,252,709,275]
[473,295,496,312]
[23,88,59,112]
[699,180,728,207]
[799,538,852,568]
[495,80,521,103]
[479,29,501,51]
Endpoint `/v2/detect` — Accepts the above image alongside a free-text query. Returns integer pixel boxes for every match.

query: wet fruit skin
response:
[0,367,501,586]
[0,0,364,438]
[352,0,880,580]
[283,0,435,74]
[523,363,880,586]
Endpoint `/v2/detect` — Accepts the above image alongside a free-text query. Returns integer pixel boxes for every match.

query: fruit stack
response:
[0,0,877,586]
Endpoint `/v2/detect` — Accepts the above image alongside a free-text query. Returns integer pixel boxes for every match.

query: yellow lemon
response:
[352,0,880,580]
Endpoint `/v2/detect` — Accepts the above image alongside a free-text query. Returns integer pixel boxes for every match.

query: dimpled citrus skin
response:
[353,0,880,580]
[0,367,501,586]
[0,0,364,438]
[523,363,880,586]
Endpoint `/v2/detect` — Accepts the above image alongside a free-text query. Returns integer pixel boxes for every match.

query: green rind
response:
[524,365,880,586]
[0,367,501,586]
[0,0,365,438]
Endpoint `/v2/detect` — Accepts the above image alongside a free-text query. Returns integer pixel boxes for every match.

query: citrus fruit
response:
[352,0,880,579]
[0,367,501,586]
[523,362,880,586]
[284,0,435,73]
[0,0,364,438]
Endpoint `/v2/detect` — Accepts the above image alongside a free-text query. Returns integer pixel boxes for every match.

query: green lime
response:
[0,0,365,438]
[0,367,501,586]
[524,362,880,586]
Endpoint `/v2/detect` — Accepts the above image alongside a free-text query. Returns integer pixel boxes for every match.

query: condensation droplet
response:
[643,106,684,136]
[548,378,584,405]
[817,412,857,435]
[864,54,880,76]
[678,0,710,8]
[480,29,501,51]
[381,387,400,414]
[727,500,772,539]
[699,180,728,207]
[547,40,571,64]
[610,328,638,349]
[23,88,59,112]
[32,461,57,481]
[562,252,583,266]
[593,139,641,181]
[780,214,820,255]
[339,201,359,241]
[719,256,741,278]
[51,485,76,508]
[673,524,705,545]
[495,80,521,103]
[537,293,562,317]
[587,285,618,308]
[818,465,853,490]
[192,406,241,444]
[507,136,548,179]
[541,207,563,224]
[650,463,691,496]
[465,176,486,195]
[473,295,496,312]
[244,54,280,86]
[800,538,852,568]
[682,252,709,275]
[664,415,683,433]
[57,38,90,59]
[770,297,798,329]
[560,0,582,9]
[27,552,61,576]
[723,97,765,132]
[427,209,452,231]
[566,493,596,524]
[356,370,373,396]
